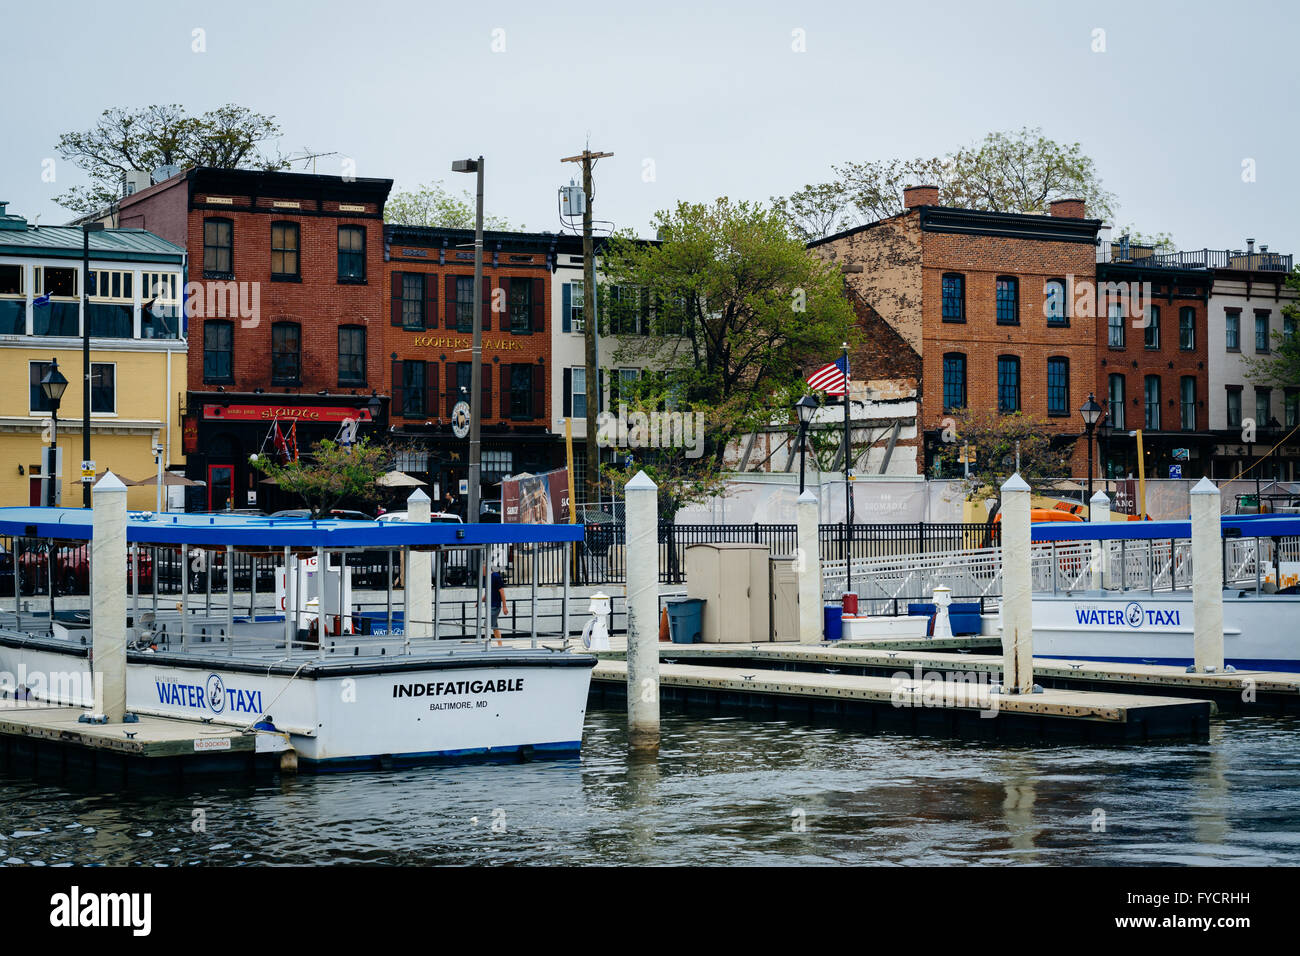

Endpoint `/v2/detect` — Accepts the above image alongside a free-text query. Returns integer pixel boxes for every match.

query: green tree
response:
[931,409,1076,543]
[601,198,857,485]
[250,438,389,518]
[384,180,521,230]
[56,104,288,213]
[777,127,1118,241]
[1244,269,1300,391]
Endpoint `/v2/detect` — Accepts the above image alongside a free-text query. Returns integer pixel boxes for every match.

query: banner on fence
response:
[502,468,571,523]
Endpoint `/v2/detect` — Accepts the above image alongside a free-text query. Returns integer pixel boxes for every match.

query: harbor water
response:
[1,709,1298,866]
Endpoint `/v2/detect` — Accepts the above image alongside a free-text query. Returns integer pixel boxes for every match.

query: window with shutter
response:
[444,363,456,416]
[532,277,545,332]
[425,275,439,329]
[482,277,493,332]
[562,284,571,334]
[390,273,403,327]
[531,364,544,418]
[499,364,509,418]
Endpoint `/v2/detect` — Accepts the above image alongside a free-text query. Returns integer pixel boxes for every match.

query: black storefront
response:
[183,391,390,512]
[386,422,560,517]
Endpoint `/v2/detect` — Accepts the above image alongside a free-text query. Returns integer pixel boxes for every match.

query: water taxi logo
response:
[49,886,151,937]
[1124,602,1144,628]
[206,674,226,713]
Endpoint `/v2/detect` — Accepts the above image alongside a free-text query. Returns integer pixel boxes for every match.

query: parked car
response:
[583,511,624,559]
[269,508,374,521]
[16,541,153,596]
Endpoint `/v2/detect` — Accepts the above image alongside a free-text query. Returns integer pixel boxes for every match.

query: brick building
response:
[116,167,393,509]
[810,187,1102,477]
[1094,242,1214,480]
[383,225,561,508]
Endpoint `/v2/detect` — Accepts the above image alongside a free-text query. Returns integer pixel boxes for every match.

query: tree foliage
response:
[56,104,288,213]
[931,409,1077,533]
[384,179,521,230]
[249,439,389,518]
[601,197,857,478]
[776,127,1119,241]
[1244,268,1300,392]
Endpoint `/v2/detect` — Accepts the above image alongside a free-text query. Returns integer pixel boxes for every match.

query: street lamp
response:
[452,157,485,523]
[40,358,69,507]
[81,221,105,508]
[795,394,818,494]
[1079,392,1104,506]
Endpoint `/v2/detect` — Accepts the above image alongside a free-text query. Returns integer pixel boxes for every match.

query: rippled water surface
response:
[2,710,1298,866]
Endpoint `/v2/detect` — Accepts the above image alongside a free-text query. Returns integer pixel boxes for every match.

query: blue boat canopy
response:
[0,507,585,548]
[1030,513,1300,542]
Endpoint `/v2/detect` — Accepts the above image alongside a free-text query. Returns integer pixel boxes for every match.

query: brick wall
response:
[384,253,552,427]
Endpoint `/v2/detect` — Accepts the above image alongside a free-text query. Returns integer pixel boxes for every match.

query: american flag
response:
[805,356,848,396]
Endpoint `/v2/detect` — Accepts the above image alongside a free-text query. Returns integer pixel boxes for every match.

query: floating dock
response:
[0,704,281,781]
[631,642,1300,714]
[588,659,1211,742]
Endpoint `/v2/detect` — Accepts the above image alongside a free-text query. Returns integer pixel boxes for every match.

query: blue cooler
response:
[823,604,843,642]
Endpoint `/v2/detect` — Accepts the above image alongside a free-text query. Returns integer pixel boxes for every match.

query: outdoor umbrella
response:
[376,470,427,488]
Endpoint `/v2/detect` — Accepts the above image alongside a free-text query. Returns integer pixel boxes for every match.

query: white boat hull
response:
[0,636,594,769]
[1024,591,1300,671]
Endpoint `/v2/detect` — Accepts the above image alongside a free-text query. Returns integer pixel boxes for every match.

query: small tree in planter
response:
[249,438,389,518]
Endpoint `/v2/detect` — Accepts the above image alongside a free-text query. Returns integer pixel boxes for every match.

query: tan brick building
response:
[809,187,1102,477]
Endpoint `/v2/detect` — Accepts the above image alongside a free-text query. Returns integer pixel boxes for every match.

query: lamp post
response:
[81,221,105,508]
[1079,392,1104,506]
[452,157,484,524]
[41,358,69,507]
[795,394,818,493]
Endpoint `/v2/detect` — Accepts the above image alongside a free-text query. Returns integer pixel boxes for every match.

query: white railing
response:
[822,535,1270,609]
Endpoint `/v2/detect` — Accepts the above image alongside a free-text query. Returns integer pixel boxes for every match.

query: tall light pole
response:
[1079,392,1104,507]
[452,157,484,524]
[41,358,69,507]
[795,394,817,493]
[81,221,104,507]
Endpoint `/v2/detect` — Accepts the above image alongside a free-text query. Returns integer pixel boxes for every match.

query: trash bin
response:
[823,604,843,642]
[841,591,858,616]
[665,598,704,644]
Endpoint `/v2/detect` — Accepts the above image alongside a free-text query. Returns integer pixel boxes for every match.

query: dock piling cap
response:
[626,470,657,491]
[1000,472,1030,493]
[1190,476,1220,496]
[797,490,819,504]
[93,471,128,494]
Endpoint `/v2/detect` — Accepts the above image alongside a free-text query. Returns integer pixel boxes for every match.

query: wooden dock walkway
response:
[0,704,280,780]
[624,642,1300,713]
[589,660,1211,741]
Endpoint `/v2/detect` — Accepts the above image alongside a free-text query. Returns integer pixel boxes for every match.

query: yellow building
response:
[0,202,186,510]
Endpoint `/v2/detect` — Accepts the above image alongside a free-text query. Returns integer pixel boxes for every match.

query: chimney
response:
[902,185,939,209]
[1049,198,1086,218]
[1247,238,1256,254]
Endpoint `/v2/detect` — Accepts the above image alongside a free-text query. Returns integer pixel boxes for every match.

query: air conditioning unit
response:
[121,170,150,197]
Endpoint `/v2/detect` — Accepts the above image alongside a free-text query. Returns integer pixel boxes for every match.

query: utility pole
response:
[452,157,485,523]
[561,148,613,508]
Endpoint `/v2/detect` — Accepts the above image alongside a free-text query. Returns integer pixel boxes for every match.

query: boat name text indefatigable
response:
[392,678,525,698]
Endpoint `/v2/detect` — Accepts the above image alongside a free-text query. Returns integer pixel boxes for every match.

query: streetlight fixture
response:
[1079,392,1104,507]
[81,221,105,507]
[795,394,818,494]
[40,358,69,507]
[452,157,484,524]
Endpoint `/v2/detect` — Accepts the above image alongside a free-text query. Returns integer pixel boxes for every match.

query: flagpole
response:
[842,342,851,592]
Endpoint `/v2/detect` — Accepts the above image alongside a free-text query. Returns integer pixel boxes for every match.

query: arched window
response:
[1044,279,1067,326]
[997,355,1020,413]
[996,276,1019,325]
[943,352,966,410]
[941,273,965,322]
[271,321,301,385]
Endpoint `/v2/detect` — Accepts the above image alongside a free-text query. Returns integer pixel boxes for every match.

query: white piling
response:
[405,489,433,642]
[625,470,660,751]
[932,585,954,640]
[1191,477,1225,672]
[796,490,822,644]
[1089,489,1111,590]
[999,473,1034,694]
[90,472,128,722]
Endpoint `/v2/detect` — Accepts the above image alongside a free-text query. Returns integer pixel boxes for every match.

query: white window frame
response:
[570,366,587,419]
[570,279,585,333]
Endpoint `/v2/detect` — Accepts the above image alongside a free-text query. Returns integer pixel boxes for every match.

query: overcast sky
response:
[4,0,1297,254]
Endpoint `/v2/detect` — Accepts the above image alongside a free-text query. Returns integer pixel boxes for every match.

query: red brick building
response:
[383,225,561,505]
[809,187,1102,478]
[117,167,393,509]
[1095,248,1213,480]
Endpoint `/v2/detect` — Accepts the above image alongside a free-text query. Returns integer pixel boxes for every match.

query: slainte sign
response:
[410,335,524,351]
[393,678,525,697]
